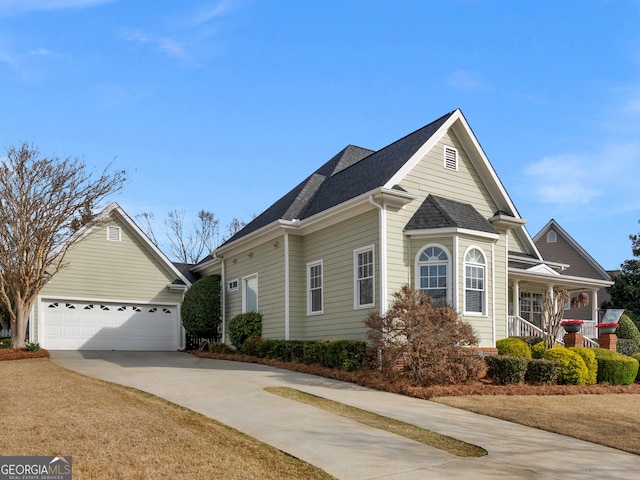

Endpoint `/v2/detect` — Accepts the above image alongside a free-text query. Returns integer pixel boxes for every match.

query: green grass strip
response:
[264,386,487,458]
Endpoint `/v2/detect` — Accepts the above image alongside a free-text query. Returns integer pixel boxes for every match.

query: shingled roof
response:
[404,195,498,234]
[220,111,456,247]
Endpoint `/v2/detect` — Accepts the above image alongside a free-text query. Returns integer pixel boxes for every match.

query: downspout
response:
[284,232,290,340]
[220,256,226,344]
[368,195,387,315]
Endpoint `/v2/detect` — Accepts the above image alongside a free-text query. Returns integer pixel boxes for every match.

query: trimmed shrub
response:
[531,341,549,359]
[592,348,639,385]
[240,336,269,357]
[208,342,234,354]
[617,338,639,356]
[0,337,10,349]
[496,338,532,359]
[525,359,561,384]
[569,347,597,385]
[322,340,368,371]
[632,353,640,382]
[517,336,544,348]
[542,347,589,385]
[485,355,528,384]
[302,341,326,365]
[617,314,640,349]
[228,312,262,350]
[181,275,222,338]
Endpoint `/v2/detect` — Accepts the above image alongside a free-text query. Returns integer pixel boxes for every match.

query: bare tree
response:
[137,210,219,264]
[0,143,126,348]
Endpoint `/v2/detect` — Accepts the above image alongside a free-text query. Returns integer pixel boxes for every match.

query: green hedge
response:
[569,347,597,385]
[531,341,549,359]
[617,314,640,349]
[542,347,589,385]
[592,348,639,385]
[485,355,528,384]
[524,359,561,384]
[632,353,640,383]
[496,338,532,359]
[240,337,368,371]
[617,338,639,356]
[228,312,263,350]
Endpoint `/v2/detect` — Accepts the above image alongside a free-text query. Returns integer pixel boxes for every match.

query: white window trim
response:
[227,278,239,292]
[414,244,452,306]
[443,145,458,171]
[242,273,258,313]
[354,245,375,309]
[106,225,121,242]
[307,260,323,315]
[463,246,488,316]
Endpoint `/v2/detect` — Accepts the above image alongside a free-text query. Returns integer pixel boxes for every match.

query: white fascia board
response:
[405,227,499,241]
[509,267,614,289]
[112,205,192,287]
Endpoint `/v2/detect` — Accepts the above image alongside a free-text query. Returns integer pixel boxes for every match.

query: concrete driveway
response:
[50,351,638,480]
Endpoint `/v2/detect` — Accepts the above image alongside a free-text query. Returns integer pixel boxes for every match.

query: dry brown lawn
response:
[0,358,335,480]
[432,394,640,455]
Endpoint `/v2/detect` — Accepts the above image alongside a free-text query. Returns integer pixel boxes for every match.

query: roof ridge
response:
[283,173,327,220]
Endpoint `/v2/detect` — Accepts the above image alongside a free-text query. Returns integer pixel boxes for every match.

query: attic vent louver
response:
[107,225,121,242]
[444,146,458,171]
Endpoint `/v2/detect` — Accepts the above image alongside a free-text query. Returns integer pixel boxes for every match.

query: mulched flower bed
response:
[0,348,50,361]
[190,350,640,398]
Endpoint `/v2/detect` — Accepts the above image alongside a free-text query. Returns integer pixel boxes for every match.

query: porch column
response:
[512,280,520,317]
[591,288,599,322]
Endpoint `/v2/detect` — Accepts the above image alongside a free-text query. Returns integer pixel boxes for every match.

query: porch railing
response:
[0,328,10,338]
[507,316,599,348]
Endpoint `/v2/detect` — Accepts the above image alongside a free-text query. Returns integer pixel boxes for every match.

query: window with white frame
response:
[354,246,374,308]
[227,279,239,292]
[242,274,258,313]
[443,145,458,171]
[307,261,323,314]
[464,248,486,314]
[416,245,449,306]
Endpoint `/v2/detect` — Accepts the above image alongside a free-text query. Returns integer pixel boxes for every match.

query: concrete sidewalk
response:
[50,351,637,480]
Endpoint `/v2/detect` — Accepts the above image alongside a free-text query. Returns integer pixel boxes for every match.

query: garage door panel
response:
[42,299,179,350]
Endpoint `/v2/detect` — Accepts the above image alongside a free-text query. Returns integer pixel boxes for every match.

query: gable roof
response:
[222,111,455,246]
[405,194,498,234]
[72,203,193,288]
[533,219,611,280]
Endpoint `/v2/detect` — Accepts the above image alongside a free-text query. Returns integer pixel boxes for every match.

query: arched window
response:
[416,245,449,306]
[464,248,486,314]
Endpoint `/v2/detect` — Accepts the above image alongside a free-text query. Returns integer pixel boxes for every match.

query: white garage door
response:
[41,299,180,350]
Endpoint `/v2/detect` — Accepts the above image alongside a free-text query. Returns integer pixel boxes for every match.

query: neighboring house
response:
[533,219,612,326]
[32,203,192,350]
[194,109,612,348]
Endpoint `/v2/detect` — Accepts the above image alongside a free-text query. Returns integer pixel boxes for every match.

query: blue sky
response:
[1,0,639,269]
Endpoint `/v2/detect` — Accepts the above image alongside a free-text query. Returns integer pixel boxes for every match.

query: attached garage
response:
[33,203,193,351]
[40,299,181,350]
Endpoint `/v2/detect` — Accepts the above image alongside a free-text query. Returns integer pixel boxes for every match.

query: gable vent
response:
[107,225,121,242]
[444,146,458,171]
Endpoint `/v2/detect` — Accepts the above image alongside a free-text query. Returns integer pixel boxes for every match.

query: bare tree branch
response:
[0,143,126,348]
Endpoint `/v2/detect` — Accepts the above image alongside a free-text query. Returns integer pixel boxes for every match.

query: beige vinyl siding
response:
[287,234,306,338]
[299,210,378,340]
[35,218,183,339]
[223,235,286,339]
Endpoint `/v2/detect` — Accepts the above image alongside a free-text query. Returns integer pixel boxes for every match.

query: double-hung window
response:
[354,246,374,308]
[416,245,449,306]
[464,248,486,314]
[307,261,323,314]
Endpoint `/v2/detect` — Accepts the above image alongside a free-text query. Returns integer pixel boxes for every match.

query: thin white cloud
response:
[525,143,640,207]
[120,28,187,59]
[192,1,233,25]
[29,48,71,59]
[445,70,487,92]
[0,0,116,16]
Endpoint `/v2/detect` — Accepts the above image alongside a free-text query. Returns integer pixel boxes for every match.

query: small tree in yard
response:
[181,275,222,339]
[0,143,125,348]
[542,289,589,347]
[365,285,484,385]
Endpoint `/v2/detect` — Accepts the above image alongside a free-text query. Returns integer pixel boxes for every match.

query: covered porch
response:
[506,259,613,346]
